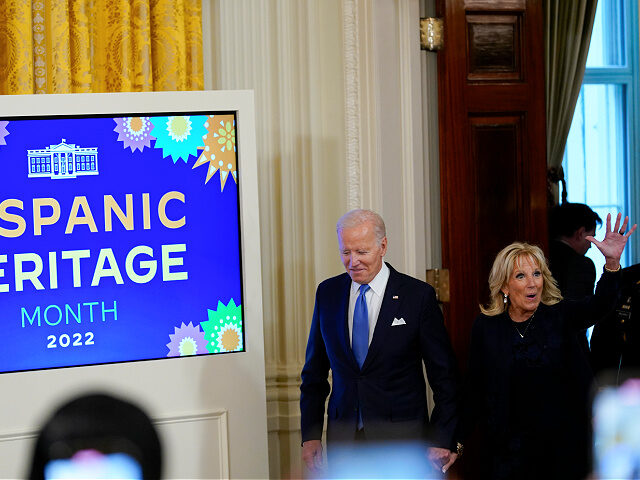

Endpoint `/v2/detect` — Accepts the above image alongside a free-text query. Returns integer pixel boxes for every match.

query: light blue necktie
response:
[353,284,370,430]
[352,284,370,369]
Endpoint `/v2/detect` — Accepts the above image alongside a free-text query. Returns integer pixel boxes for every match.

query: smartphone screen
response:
[44,449,142,479]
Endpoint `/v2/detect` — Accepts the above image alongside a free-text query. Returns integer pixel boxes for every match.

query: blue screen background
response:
[0,114,243,373]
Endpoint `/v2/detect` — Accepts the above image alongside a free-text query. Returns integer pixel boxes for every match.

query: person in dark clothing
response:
[458,213,636,480]
[590,263,640,375]
[549,202,602,300]
[549,202,603,362]
[300,209,460,476]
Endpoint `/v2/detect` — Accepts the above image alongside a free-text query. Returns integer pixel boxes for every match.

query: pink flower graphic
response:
[113,117,155,152]
[0,121,9,146]
[166,322,208,357]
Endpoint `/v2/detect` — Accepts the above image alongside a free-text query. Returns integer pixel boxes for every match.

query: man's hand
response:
[427,447,458,474]
[302,440,324,472]
[441,452,458,474]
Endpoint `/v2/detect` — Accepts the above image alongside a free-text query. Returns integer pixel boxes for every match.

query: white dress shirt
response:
[348,262,390,347]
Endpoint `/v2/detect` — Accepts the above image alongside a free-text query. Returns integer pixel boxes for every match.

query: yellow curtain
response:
[0,0,203,94]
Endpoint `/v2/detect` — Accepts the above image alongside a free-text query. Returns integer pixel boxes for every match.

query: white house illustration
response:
[27,139,99,179]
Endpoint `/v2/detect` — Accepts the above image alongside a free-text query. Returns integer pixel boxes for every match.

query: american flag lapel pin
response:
[393,295,399,299]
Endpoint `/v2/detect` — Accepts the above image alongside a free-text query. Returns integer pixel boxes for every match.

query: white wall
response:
[204,1,435,478]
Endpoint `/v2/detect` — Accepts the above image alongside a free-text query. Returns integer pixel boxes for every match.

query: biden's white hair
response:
[336,209,386,245]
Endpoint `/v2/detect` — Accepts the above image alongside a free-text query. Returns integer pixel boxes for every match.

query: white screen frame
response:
[0,90,268,479]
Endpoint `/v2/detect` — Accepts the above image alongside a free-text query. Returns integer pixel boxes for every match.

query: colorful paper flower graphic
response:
[166,322,208,357]
[192,115,237,190]
[0,121,9,146]
[113,117,155,152]
[150,115,208,163]
[200,299,243,353]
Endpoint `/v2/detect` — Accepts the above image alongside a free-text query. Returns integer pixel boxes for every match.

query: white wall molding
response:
[344,0,384,213]
[0,409,229,439]
[343,0,362,209]
[155,410,229,479]
[267,410,302,433]
[0,410,231,479]
[0,429,37,444]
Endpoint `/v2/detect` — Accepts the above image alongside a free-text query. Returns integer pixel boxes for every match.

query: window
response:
[562,0,640,277]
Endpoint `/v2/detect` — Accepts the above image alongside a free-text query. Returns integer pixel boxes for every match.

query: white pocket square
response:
[391,317,406,326]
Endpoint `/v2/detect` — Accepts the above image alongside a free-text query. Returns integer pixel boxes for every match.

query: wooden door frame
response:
[434,0,548,367]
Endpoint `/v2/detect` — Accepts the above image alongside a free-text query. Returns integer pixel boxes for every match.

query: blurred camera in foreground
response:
[327,441,443,479]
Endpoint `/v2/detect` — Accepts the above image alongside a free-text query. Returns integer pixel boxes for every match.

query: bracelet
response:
[456,442,464,456]
[604,264,621,273]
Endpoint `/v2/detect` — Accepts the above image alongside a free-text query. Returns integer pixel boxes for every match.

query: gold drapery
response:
[0,0,203,94]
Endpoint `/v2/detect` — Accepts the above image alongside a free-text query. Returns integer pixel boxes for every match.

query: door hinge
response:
[420,17,444,51]
[426,268,450,303]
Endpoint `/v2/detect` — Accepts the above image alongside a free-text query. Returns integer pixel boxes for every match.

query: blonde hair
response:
[480,242,562,316]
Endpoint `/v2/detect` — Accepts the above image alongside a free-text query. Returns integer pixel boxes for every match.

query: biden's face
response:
[338,222,387,285]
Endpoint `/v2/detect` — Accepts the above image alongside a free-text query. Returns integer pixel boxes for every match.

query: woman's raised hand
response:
[586,213,637,270]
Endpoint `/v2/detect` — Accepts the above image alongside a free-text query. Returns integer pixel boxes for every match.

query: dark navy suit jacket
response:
[300,263,459,449]
[549,240,596,300]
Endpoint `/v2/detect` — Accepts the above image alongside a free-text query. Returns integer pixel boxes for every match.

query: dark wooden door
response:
[435,1,548,477]
[436,0,548,368]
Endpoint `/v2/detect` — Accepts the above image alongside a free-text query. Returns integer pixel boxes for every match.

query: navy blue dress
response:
[461,270,620,480]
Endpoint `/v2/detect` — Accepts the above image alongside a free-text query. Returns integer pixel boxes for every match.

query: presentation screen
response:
[0,97,246,374]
